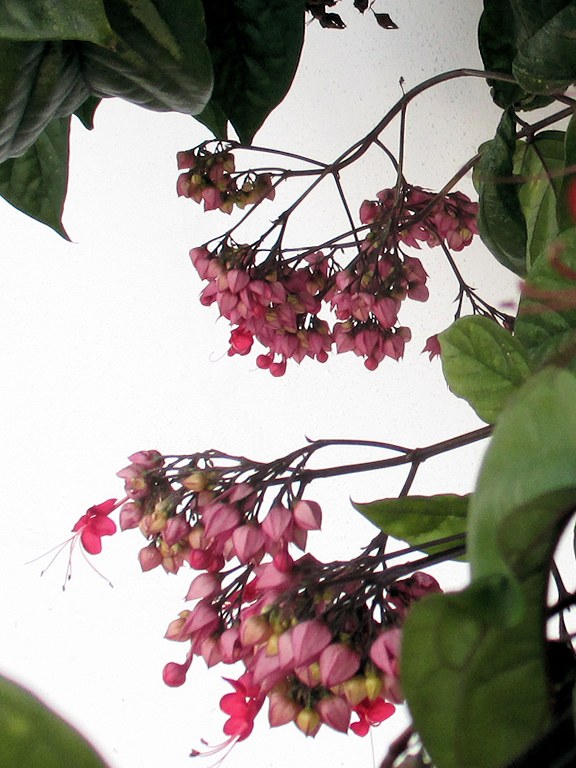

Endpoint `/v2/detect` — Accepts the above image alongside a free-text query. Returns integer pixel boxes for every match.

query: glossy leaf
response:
[0,1,114,44]
[0,116,70,238]
[200,0,305,142]
[195,99,228,141]
[404,366,576,767]
[478,0,553,109]
[73,95,101,130]
[0,40,87,162]
[515,131,564,270]
[515,227,576,368]
[439,315,532,424]
[513,5,576,96]
[353,494,468,558]
[476,110,528,276]
[82,0,213,115]
[0,674,110,767]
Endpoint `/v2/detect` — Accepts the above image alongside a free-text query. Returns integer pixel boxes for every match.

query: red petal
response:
[89,498,117,516]
[81,529,103,554]
[350,718,369,737]
[72,514,89,532]
[89,517,117,536]
[365,698,395,724]
[220,692,246,717]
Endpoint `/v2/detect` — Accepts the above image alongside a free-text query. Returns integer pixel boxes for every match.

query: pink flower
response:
[369,629,402,677]
[119,501,142,530]
[71,499,117,555]
[127,450,163,469]
[292,499,322,531]
[268,691,301,727]
[319,643,361,687]
[290,620,332,667]
[317,695,351,733]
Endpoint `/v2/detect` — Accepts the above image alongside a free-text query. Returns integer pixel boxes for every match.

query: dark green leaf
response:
[0,674,110,767]
[515,227,576,369]
[0,40,88,162]
[353,494,468,559]
[0,116,70,238]
[439,315,532,424]
[404,366,576,768]
[0,1,114,44]
[200,0,305,143]
[82,0,213,115]
[513,5,576,96]
[194,99,228,140]
[476,110,528,276]
[515,131,564,269]
[73,95,101,130]
[478,0,553,109]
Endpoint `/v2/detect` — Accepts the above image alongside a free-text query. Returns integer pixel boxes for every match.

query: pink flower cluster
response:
[177,148,275,214]
[360,186,479,252]
[188,180,478,374]
[104,450,443,748]
[190,243,425,374]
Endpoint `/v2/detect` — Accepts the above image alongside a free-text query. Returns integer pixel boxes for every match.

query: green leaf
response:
[0,674,110,767]
[439,315,532,424]
[476,109,528,276]
[0,1,114,44]
[513,4,576,96]
[73,95,101,130]
[195,98,228,140]
[82,0,213,115]
[0,40,88,162]
[353,494,468,559]
[515,130,564,270]
[515,227,576,368]
[0,116,70,238]
[478,0,554,110]
[200,0,306,142]
[404,366,576,768]
[402,575,535,768]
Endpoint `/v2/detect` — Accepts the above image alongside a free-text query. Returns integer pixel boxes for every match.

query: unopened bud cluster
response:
[177,147,275,213]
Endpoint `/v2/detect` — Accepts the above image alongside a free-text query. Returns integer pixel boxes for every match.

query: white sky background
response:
[0,2,519,767]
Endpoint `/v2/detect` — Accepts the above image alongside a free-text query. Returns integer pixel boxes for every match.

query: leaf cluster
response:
[0,0,305,236]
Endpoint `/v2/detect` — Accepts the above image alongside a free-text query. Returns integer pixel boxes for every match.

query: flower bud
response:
[181,471,209,492]
[317,695,351,733]
[138,543,163,572]
[162,660,190,687]
[296,707,321,737]
[293,500,322,531]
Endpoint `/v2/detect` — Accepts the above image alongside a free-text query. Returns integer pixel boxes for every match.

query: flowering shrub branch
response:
[10,3,576,768]
[61,428,486,755]
[178,72,524,375]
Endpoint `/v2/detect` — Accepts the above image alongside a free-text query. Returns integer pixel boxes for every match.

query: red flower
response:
[220,677,265,741]
[72,499,118,554]
[350,697,396,736]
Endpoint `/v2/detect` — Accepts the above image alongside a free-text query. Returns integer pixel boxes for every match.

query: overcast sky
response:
[0,3,518,767]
